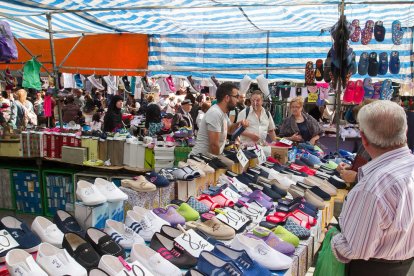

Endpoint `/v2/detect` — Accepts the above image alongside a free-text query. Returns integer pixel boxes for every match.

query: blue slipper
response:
[358,52,369,75]
[368,52,379,77]
[374,20,386,42]
[389,51,400,74]
[378,52,388,75]
[392,20,404,45]
[380,79,393,100]
[363,77,375,99]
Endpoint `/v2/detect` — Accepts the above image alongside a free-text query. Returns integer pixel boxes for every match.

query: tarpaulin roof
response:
[1,0,414,37]
[1,0,413,81]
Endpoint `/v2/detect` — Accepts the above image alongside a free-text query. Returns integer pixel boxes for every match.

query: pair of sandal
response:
[197,193,234,210]
[266,209,316,230]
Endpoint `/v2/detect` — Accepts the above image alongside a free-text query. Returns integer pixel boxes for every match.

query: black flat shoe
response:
[85,227,125,258]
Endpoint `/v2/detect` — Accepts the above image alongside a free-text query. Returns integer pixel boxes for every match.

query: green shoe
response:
[272,225,300,247]
[323,160,338,170]
[169,203,200,221]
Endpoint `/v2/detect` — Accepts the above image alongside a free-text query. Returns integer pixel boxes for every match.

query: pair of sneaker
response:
[6,243,87,276]
[125,206,170,241]
[76,178,128,206]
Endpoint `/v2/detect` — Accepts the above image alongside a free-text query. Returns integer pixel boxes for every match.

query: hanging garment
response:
[43,94,52,117]
[61,73,74,88]
[22,58,42,90]
[87,74,105,90]
[103,75,118,95]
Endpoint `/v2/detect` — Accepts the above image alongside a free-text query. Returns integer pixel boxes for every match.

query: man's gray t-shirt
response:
[191,104,230,155]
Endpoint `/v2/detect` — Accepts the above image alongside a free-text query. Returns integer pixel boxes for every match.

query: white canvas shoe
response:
[130,244,182,276]
[36,242,87,276]
[94,178,128,202]
[104,219,145,249]
[231,234,292,270]
[98,255,154,276]
[76,180,106,205]
[133,206,170,231]
[6,249,47,276]
[31,216,64,248]
[125,209,169,242]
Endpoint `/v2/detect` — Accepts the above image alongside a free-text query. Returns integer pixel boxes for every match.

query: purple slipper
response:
[239,190,273,209]
[246,227,295,256]
[153,206,185,227]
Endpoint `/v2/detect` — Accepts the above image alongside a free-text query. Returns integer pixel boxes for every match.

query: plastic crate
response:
[174,146,192,165]
[11,168,43,215]
[42,169,76,217]
[0,167,15,211]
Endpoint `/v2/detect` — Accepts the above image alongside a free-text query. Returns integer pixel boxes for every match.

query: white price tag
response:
[174,229,214,258]
[236,149,249,168]
[221,187,241,203]
[254,145,267,165]
[279,138,293,146]
[0,230,19,254]
[216,208,250,230]
[239,202,267,225]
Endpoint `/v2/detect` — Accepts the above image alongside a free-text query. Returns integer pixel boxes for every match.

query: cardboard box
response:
[120,186,160,210]
[214,168,227,186]
[75,202,109,229]
[107,201,125,222]
[159,184,176,207]
[0,140,21,157]
[177,180,197,201]
[270,146,289,164]
[61,146,88,165]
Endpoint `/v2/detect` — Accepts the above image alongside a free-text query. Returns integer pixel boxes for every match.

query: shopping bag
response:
[314,227,346,276]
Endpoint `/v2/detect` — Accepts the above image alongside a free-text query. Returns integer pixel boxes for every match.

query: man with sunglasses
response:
[191,82,249,155]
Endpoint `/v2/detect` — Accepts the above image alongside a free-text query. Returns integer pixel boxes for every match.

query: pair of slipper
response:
[343,80,364,104]
[266,209,316,230]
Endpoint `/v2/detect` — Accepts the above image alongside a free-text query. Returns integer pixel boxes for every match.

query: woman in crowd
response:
[196,102,211,130]
[279,96,322,145]
[83,94,96,124]
[15,89,37,126]
[62,95,81,124]
[103,95,123,132]
[145,103,162,137]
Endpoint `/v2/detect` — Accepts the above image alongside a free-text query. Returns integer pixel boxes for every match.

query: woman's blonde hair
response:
[290,96,304,108]
[16,89,27,104]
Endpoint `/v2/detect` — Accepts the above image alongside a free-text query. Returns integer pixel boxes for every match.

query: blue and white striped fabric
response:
[0,0,413,81]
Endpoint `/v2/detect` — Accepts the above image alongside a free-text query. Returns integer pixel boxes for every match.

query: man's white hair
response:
[358,100,407,148]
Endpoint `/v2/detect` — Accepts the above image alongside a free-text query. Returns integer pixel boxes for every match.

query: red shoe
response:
[287,213,311,229]
[267,156,281,164]
[211,193,234,207]
[266,211,289,224]
[197,194,220,211]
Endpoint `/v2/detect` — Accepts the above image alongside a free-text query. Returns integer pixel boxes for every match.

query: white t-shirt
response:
[237,106,275,143]
[191,104,230,155]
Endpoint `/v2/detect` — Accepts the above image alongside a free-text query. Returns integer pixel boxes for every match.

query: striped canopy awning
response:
[1,0,413,81]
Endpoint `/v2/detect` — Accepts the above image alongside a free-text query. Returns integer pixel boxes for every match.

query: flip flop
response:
[380,79,394,100]
[343,81,356,103]
[353,80,364,104]
[374,20,386,42]
[305,61,315,85]
[358,52,369,75]
[363,78,374,99]
[361,20,374,45]
[350,19,361,42]
[392,20,404,45]
[314,59,323,81]
[368,52,379,77]
[389,51,400,74]
[378,52,388,75]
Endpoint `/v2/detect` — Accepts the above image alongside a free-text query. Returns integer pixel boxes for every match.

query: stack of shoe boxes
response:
[154,145,175,172]
[44,173,74,216]
[12,170,43,214]
[0,168,13,210]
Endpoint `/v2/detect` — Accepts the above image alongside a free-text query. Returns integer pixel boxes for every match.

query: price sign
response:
[221,187,242,203]
[174,229,214,257]
[239,202,267,225]
[308,92,318,103]
[0,230,20,254]
[236,149,249,168]
[216,208,250,230]
[254,145,267,164]
[279,138,293,146]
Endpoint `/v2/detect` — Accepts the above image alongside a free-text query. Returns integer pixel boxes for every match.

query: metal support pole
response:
[58,35,85,68]
[47,13,63,129]
[14,37,52,75]
[265,31,270,79]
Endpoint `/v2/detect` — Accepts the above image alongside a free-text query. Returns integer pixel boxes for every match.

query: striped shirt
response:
[331,146,414,263]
